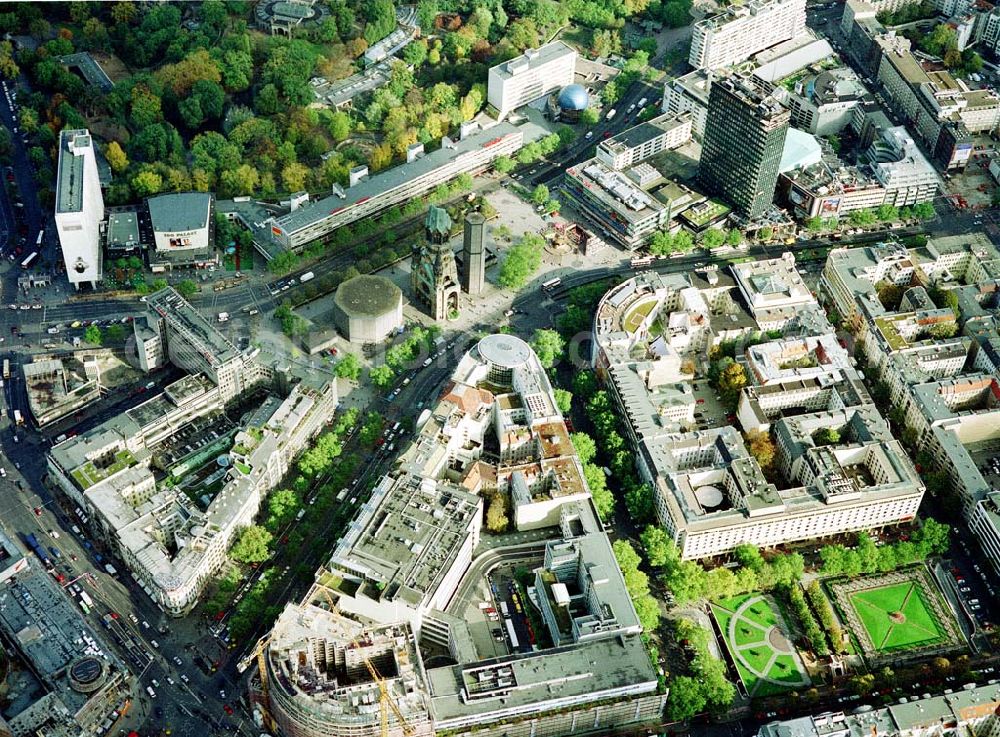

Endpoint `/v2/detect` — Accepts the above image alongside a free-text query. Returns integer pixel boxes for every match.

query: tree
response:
[493,155,515,174]
[84,325,103,345]
[402,39,428,66]
[531,184,549,205]
[717,361,747,407]
[580,107,600,125]
[105,141,128,174]
[702,228,726,250]
[497,233,544,290]
[485,492,509,533]
[530,328,565,368]
[281,163,310,193]
[625,483,655,525]
[554,388,572,414]
[266,489,301,531]
[876,203,900,222]
[571,432,598,464]
[370,364,395,388]
[131,170,163,198]
[105,324,126,343]
[230,525,273,564]
[176,279,199,298]
[335,353,362,380]
[641,526,679,568]
[914,202,936,220]
[275,303,308,337]
[745,429,776,475]
[667,676,708,721]
[814,427,841,446]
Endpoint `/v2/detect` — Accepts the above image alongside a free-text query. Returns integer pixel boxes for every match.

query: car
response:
[180,674,190,683]
[696,399,705,405]
[223,704,234,715]
[31,304,41,310]
[152,679,160,688]
[141,620,150,629]
[33,507,41,516]
[173,656,183,666]
[219,689,227,699]
[167,676,175,686]
[129,613,138,623]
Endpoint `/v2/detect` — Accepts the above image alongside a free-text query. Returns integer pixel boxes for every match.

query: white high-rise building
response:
[689,0,807,70]
[55,129,103,288]
[487,41,576,119]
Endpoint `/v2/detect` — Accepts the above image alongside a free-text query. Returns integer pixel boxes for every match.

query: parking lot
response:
[691,380,732,431]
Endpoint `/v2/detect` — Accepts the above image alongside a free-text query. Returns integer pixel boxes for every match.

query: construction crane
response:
[365,658,415,737]
[236,635,275,732]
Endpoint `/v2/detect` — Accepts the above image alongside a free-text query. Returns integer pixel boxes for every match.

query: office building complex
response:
[55,129,104,288]
[146,192,218,271]
[592,263,923,560]
[23,356,102,427]
[461,211,486,296]
[560,114,696,250]
[242,119,546,257]
[662,69,713,139]
[487,41,577,119]
[47,288,338,615]
[786,67,870,136]
[256,335,663,737]
[595,113,693,171]
[689,0,806,70]
[0,530,135,735]
[700,75,790,220]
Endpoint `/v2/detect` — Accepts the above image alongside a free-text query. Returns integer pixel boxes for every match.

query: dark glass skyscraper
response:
[699,74,790,220]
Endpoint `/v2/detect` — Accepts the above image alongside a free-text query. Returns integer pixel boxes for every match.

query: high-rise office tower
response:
[699,74,790,220]
[55,129,104,288]
[462,212,485,296]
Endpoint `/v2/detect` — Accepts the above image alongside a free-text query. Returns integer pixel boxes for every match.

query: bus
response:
[2,359,9,379]
[13,409,23,425]
[541,277,561,292]
[20,251,38,270]
[35,230,43,249]
[505,619,519,649]
[630,255,655,268]
[79,602,90,615]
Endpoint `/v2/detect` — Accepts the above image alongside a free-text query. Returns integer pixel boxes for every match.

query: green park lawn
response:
[848,582,946,653]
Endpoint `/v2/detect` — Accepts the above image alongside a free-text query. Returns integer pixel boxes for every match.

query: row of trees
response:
[846,202,936,227]
[668,619,737,720]
[805,579,846,655]
[611,539,661,633]
[818,521,950,576]
[786,584,828,657]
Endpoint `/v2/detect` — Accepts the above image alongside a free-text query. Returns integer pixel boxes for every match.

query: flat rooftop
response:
[328,473,480,607]
[566,158,667,225]
[145,287,241,365]
[106,209,141,248]
[489,41,575,81]
[56,129,91,215]
[334,274,401,317]
[600,113,691,154]
[427,635,656,723]
[147,192,213,232]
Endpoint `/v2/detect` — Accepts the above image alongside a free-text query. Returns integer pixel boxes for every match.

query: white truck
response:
[217,312,229,323]
[300,271,315,283]
[605,108,617,120]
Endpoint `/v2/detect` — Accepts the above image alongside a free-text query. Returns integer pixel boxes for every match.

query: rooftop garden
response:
[71,449,137,490]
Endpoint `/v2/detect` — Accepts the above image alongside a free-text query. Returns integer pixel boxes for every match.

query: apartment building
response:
[690,0,807,70]
[487,41,577,119]
[758,684,1000,737]
[731,252,827,331]
[55,129,104,288]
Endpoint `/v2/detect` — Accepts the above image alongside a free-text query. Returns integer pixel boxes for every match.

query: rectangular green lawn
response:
[848,582,945,653]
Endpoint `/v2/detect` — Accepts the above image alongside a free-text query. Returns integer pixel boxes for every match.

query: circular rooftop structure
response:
[694,485,724,509]
[68,656,107,693]
[558,84,590,111]
[332,275,403,344]
[478,334,533,369]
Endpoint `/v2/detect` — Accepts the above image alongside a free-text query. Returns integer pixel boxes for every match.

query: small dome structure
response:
[558,84,590,112]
